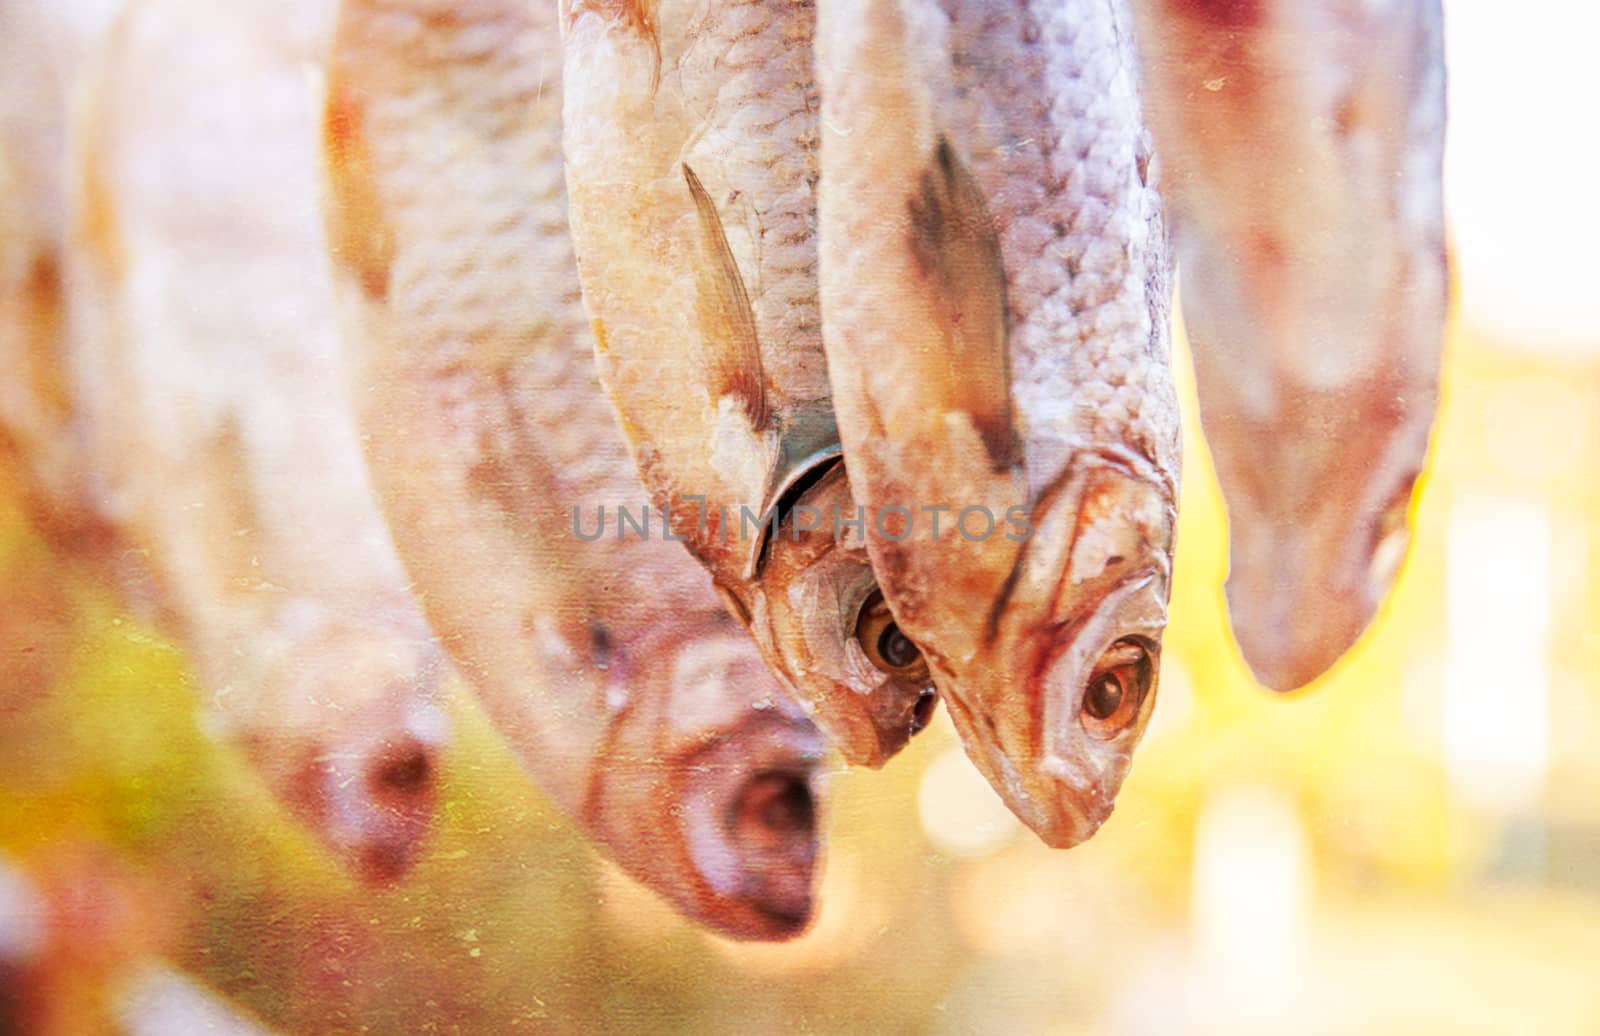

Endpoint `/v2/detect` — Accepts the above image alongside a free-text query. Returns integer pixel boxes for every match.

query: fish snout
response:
[664,702,826,941]
[324,690,450,885]
[254,621,450,884]
[1225,569,1372,693]
[334,732,443,885]
[1232,623,1358,693]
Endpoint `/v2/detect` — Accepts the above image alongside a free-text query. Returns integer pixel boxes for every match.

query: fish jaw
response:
[922,455,1173,848]
[589,630,827,941]
[746,464,939,767]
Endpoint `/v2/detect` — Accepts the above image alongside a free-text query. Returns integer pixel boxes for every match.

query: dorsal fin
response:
[906,136,1016,470]
[684,163,769,430]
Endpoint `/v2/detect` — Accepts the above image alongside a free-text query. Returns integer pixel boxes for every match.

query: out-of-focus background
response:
[2,6,1596,1034]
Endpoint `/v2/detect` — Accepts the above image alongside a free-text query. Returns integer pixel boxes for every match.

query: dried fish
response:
[325,0,824,939]
[560,0,938,767]
[0,0,121,543]
[65,0,447,883]
[816,0,1178,847]
[1131,0,1447,690]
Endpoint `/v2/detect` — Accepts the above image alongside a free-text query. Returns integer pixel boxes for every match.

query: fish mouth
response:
[680,756,822,941]
[726,770,819,937]
[663,698,826,942]
[251,626,447,886]
[351,737,438,884]
[1228,597,1368,692]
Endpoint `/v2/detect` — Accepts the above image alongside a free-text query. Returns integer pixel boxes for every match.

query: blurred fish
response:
[1130,0,1447,690]
[323,0,825,939]
[559,0,939,767]
[816,0,1178,847]
[1,847,280,1035]
[0,0,121,544]
[64,0,448,883]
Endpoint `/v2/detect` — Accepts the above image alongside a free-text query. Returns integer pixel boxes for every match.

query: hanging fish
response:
[559,0,939,767]
[65,0,448,883]
[1130,0,1447,690]
[815,0,1179,847]
[323,0,824,940]
[0,0,121,545]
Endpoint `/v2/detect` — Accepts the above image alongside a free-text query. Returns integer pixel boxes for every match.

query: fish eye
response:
[1080,638,1155,738]
[855,590,929,682]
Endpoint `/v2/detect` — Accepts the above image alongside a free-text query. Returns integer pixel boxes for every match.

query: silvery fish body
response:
[65,0,448,883]
[1131,0,1447,690]
[559,0,939,767]
[817,0,1178,847]
[324,0,824,940]
[0,0,120,540]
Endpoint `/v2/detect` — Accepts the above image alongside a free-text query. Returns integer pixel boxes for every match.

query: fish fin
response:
[563,0,661,91]
[906,136,1016,470]
[322,81,394,302]
[684,163,769,430]
[74,124,127,283]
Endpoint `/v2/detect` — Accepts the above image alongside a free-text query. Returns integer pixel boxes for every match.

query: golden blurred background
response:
[2,6,1597,1033]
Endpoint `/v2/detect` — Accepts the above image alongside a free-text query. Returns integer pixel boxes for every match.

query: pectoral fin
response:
[323,83,394,302]
[905,137,1015,470]
[684,163,768,430]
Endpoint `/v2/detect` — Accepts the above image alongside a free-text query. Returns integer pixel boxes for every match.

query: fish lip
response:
[1234,632,1354,693]
[1030,794,1111,850]
[719,766,821,939]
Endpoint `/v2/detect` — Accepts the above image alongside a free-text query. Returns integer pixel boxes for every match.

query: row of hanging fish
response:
[0,0,1447,940]
[2,0,823,940]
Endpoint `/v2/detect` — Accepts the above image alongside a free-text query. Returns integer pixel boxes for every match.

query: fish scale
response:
[938,0,1177,494]
[683,0,828,409]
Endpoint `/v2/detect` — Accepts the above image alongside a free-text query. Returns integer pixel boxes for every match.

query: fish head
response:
[589,621,828,941]
[742,463,939,768]
[918,456,1173,849]
[1211,373,1429,692]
